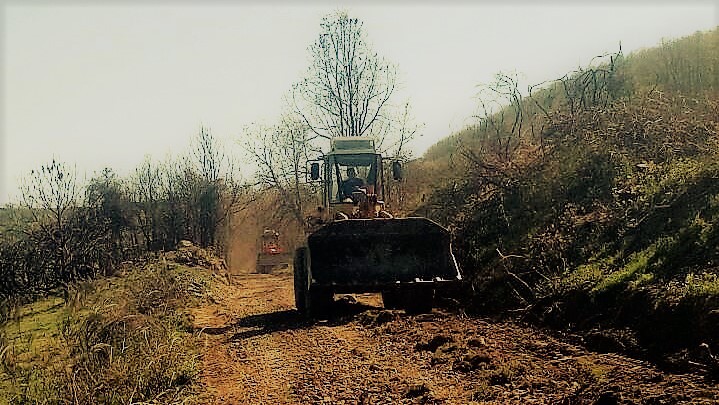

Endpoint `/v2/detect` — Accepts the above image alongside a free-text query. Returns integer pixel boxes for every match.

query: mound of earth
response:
[164,240,227,270]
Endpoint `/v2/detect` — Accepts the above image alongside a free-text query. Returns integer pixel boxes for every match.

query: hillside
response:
[411,27,719,364]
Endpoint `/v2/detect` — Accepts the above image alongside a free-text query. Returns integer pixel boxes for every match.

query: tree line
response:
[0,127,244,303]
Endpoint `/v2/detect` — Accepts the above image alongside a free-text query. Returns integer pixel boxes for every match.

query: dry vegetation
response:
[0,259,212,404]
[0,128,243,306]
[412,28,719,367]
[0,128,242,403]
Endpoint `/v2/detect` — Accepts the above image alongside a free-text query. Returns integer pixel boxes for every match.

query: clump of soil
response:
[164,240,227,270]
[415,334,453,352]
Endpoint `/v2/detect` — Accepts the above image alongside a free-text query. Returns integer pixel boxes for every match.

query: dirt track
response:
[191,273,719,404]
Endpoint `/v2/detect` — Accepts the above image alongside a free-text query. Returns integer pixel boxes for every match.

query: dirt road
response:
[191,273,719,404]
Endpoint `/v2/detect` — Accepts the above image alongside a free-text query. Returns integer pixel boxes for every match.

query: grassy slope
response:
[0,261,212,404]
[416,27,719,359]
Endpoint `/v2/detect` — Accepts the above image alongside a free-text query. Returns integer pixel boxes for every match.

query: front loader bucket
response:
[307,217,461,288]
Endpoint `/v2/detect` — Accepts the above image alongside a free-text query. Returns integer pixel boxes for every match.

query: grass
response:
[575,356,611,384]
[0,261,210,404]
[682,273,719,298]
[592,247,654,294]
[3,296,65,349]
[0,297,67,404]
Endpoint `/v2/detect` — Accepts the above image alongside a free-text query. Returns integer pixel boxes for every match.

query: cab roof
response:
[329,136,377,155]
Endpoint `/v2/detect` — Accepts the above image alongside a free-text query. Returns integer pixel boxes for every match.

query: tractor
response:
[256,228,291,274]
[294,136,462,317]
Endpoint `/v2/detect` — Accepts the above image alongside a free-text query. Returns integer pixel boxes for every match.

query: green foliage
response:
[682,273,719,298]
[560,257,614,293]
[592,247,654,294]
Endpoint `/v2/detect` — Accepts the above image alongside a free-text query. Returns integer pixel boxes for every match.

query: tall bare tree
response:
[21,159,78,231]
[189,126,245,247]
[242,115,316,226]
[241,12,419,238]
[193,125,223,183]
[292,11,397,143]
[131,156,163,250]
[20,159,81,286]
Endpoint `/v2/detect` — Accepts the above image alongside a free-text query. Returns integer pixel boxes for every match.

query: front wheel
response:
[293,247,309,313]
[308,287,334,319]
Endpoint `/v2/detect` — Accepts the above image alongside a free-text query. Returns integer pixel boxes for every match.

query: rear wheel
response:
[293,248,309,313]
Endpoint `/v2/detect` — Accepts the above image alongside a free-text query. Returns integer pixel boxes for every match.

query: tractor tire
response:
[308,287,334,319]
[293,247,309,314]
[381,290,402,310]
[403,286,434,314]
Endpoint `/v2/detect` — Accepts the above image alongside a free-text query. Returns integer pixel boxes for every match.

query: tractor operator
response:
[341,167,365,199]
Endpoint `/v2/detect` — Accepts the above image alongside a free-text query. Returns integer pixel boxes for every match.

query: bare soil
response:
[191,273,719,404]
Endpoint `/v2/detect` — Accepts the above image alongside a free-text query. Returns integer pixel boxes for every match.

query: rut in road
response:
[191,272,719,404]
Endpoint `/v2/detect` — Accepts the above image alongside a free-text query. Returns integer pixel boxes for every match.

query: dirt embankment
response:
[191,273,719,404]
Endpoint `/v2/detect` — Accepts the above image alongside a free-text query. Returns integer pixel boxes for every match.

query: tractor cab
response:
[327,137,383,202]
[311,137,390,219]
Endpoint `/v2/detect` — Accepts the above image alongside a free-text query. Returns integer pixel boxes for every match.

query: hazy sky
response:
[2,3,717,204]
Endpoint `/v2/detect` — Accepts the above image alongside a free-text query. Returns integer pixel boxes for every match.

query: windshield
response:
[328,153,381,203]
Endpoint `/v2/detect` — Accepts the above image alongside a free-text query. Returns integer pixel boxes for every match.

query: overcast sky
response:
[2,3,717,204]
